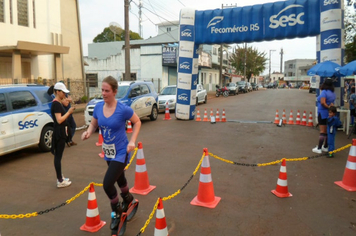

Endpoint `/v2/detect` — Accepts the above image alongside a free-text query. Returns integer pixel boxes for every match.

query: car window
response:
[0,93,7,113]
[140,84,149,95]
[34,89,52,104]
[130,85,141,97]
[9,91,37,110]
[161,87,176,95]
[116,85,130,99]
[237,81,245,85]
[147,83,156,94]
[228,83,235,86]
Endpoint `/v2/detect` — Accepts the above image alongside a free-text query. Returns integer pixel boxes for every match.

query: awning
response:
[0,41,69,56]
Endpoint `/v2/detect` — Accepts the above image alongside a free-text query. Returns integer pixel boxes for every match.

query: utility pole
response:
[280,48,283,73]
[244,43,247,81]
[124,0,131,81]
[138,0,143,37]
[219,5,223,87]
[269,49,276,83]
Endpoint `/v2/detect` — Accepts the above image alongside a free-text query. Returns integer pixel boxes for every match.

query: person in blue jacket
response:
[327,106,342,158]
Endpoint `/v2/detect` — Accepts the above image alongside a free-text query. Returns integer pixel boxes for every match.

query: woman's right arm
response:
[81,117,98,140]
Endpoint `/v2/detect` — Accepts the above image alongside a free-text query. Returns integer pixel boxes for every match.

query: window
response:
[9,0,13,24]
[0,93,7,113]
[0,0,4,22]
[9,91,36,110]
[86,73,98,87]
[17,0,28,27]
[32,0,35,28]
[130,85,141,97]
[140,84,149,95]
[33,90,52,104]
[213,48,217,55]
[167,27,171,32]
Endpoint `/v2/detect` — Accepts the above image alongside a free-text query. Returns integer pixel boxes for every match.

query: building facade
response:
[284,59,315,86]
[0,0,85,100]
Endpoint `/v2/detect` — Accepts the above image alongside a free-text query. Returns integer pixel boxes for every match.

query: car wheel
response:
[150,104,158,121]
[39,125,53,152]
[196,97,199,106]
[204,95,207,104]
[233,91,236,95]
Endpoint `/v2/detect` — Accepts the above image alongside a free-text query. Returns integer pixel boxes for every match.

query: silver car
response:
[158,85,177,112]
[226,82,238,95]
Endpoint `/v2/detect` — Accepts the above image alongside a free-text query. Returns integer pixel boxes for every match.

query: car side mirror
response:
[130,91,138,98]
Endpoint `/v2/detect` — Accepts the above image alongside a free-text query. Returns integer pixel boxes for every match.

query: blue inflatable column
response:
[176,8,198,120]
[320,0,345,107]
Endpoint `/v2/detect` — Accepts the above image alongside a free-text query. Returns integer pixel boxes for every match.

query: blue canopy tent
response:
[307,61,341,77]
[339,60,356,76]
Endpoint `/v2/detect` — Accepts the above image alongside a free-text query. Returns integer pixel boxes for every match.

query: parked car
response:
[196,84,208,105]
[226,82,238,95]
[247,82,253,92]
[251,83,258,91]
[158,85,177,112]
[236,81,248,93]
[0,84,54,156]
[84,80,158,126]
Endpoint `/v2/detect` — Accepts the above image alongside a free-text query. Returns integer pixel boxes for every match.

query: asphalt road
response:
[1,88,356,236]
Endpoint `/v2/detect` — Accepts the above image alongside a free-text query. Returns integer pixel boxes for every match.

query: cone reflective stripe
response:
[196,108,201,121]
[203,109,209,122]
[163,102,171,120]
[287,110,294,125]
[335,139,356,191]
[96,129,103,146]
[295,110,301,125]
[271,159,292,198]
[282,109,287,124]
[80,183,106,232]
[130,142,156,195]
[301,111,307,126]
[221,109,226,122]
[191,148,221,208]
[215,109,220,122]
[126,120,133,133]
[154,198,169,236]
[274,110,280,124]
[307,112,314,127]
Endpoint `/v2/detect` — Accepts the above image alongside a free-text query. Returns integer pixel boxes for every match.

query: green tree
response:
[229,45,267,81]
[93,27,142,43]
[344,3,356,62]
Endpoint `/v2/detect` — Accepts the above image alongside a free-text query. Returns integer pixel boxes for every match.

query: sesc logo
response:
[323,0,338,6]
[178,93,189,102]
[324,34,339,45]
[180,62,191,70]
[193,79,197,86]
[269,5,304,29]
[18,114,38,130]
[181,29,192,38]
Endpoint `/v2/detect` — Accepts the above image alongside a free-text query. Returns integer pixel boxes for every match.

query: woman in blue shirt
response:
[81,76,141,231]
[312,78,336,154]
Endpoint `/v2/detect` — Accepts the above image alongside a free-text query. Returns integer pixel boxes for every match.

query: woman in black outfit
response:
[51,82,75,188]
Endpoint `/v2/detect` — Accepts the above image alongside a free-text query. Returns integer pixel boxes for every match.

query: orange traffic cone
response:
[126,120,133,133]
[287,110,294,125]
[96,129,103,146]
[215,109,220,122]
[203,109,209,122]
[335,139,356,191]
[221,109,226,122]
[154,198,169,236]
[163,102,171,120]
[295,110,301,125]
[301,111,307,126]
[80,183,106,232]
[271,159,292,198]
[196,109,201,121]
[274,110,280,124]
[191,148,221,208]
[210,109,214,121]
[307,112,314,127]
[282,109,287,124]
[98,149,104,158]
[130,142,156,195]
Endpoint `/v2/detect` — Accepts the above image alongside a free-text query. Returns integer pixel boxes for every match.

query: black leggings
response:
[54,138,66,180]
[103,161,127,200]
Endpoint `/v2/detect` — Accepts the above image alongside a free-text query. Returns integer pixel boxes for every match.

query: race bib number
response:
[102,143,116,159]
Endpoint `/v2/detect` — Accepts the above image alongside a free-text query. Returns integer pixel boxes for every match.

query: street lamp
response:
[269,49,276,83]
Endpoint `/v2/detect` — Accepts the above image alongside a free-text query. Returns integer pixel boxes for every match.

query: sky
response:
[78,0,320,75]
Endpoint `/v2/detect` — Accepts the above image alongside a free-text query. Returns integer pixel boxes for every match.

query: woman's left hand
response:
[127,141,135,153]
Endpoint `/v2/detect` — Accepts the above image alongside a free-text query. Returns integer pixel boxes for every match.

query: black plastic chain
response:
[37,202,67,215]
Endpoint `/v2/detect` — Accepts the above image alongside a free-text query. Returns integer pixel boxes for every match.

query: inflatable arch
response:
[176,0,344,120]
